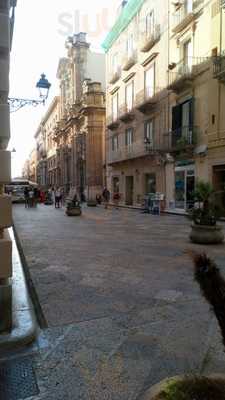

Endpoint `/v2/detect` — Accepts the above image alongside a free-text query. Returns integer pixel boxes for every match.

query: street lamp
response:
[9,73,51,113]
[36,74,51,100]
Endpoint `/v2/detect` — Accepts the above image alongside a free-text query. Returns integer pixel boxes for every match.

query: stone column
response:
[0,0,13,332]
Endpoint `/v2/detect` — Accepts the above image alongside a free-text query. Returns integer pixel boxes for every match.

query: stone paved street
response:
[12,204,225,399]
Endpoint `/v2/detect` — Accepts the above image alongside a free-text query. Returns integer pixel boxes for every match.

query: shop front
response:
[175,162,195,210]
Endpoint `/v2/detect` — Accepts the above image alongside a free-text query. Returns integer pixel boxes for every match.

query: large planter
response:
[190,223,224,244]
[66,206,82,216]
[142,374,225,400]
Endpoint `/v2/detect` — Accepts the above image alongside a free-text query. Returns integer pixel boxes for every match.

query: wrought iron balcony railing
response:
[119,104,135,122]
[106,115,120,130]
[122,50,138,71]
[213,56,225,83]
[163,125,198,152]
[108,139,156,164]
[140,24,161,53]
[136,88,162,114]
[168,56,210,92]
[172,0,204,33]
[109,66,122,84]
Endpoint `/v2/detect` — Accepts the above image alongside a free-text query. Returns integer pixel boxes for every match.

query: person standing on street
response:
[55,187,61,209]
[28,187,34,208]
[102,187,110,209]
[24,187,29,208]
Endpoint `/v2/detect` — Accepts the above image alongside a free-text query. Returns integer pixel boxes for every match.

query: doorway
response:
[145,173,156,194]
[112,177,120,193]
[213,165,225,215]
[175,165,195,209]
[125,176,134,205]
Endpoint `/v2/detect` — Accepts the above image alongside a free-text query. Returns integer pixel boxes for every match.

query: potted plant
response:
[66,195,82,216]
[142,253,225,400]
[189,180,224,244]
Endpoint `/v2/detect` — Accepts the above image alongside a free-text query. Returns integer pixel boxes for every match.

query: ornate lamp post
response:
[9,73,51,112]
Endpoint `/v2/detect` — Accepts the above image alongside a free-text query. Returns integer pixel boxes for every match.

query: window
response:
[126,34,134,59]
[125,81,134,111]
[144,120,154,148]
[145,64,155,98]
[183,40,192,69]
[185,0,193,14]
[125,128,134,146]
[112,93,119,121]
[112,135,119,151]
[112,53,118,74]
[146,10,155,37]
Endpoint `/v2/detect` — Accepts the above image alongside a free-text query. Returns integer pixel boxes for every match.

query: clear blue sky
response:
[9,0,118,177]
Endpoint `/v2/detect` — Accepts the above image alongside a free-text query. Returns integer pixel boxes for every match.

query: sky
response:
[9,0,119,178]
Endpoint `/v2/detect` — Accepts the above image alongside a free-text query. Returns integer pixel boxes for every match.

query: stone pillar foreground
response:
[0,0,13,332]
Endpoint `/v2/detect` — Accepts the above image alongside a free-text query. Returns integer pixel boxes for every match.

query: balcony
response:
[107,116,120,131]
[140,25,161,53]
[163,125,198,154]
[122,50,137,71]
[172,0,204,34]
[168,57,210,93]
[136,89,161,114]
[213,56,225,84]
[54,119,66,137]
[109,67,121,85]
[108,139,156,164]
[119,104,135,123]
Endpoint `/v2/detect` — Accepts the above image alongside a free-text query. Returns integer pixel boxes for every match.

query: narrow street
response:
[10,204,225,399]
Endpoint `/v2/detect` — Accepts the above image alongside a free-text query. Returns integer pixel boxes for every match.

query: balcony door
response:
[126,176,134,205]
[145,64,155,98]
[172,98,194,145]
[185,0,193,14]
[183,40,193,71]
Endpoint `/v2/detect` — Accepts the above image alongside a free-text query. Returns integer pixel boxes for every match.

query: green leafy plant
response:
[156,377,225,400]
[188,180,222,226]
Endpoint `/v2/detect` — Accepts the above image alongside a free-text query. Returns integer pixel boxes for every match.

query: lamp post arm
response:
[8,97,45,113]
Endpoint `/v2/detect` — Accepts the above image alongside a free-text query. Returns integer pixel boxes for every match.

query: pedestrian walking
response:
[24,187,29,208]
[33,187,39,207]
[28,187,34,208]
[102,187,110,209]
[55,187,61,208]
[96,194,102,205]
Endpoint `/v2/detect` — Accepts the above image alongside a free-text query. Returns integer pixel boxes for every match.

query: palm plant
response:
[189,180,221,226]
[192,252,225,349]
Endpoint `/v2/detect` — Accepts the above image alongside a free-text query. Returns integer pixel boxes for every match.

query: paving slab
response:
[12,204,225,399]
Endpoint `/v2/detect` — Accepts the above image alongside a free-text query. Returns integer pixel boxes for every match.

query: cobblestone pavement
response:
[12,204,225,399]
